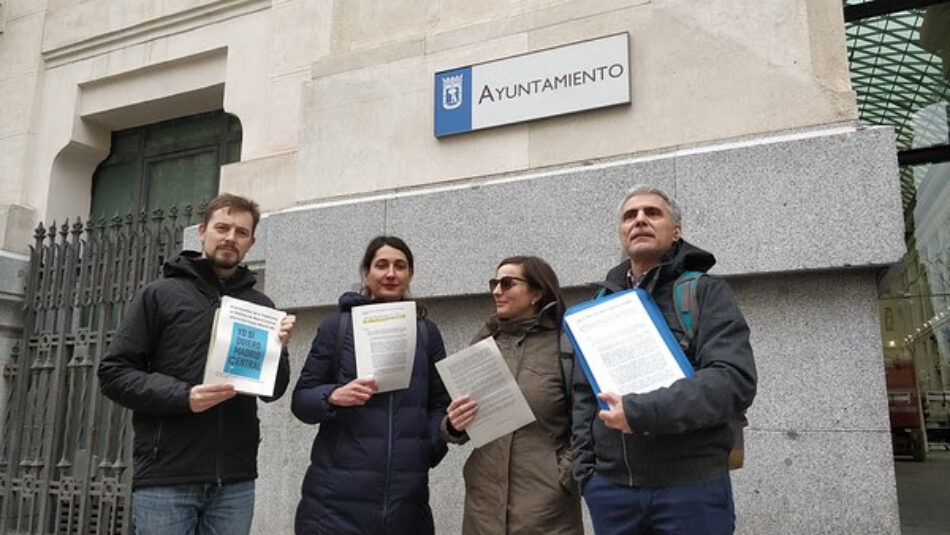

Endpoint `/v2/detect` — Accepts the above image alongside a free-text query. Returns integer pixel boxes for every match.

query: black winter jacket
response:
[291,292,450,535]
[572,240,756,487]
[98,252,290,489]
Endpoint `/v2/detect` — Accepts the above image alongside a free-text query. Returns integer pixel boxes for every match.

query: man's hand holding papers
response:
[597,392,632,433]
[278,315,297,347]
[189,383,237,413]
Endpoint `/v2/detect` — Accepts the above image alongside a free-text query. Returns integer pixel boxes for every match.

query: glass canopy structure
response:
[845,0,950,208]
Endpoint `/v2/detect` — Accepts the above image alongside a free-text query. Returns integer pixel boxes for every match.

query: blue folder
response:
[563,288,695,410]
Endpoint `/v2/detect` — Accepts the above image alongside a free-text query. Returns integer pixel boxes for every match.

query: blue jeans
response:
[583,472,735,535]
[132,481,255,535]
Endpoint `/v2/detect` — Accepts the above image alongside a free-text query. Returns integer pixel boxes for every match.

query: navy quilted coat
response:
[292,292,450,535]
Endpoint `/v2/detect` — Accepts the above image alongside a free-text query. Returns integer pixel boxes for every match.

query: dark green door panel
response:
[89,110,242,221]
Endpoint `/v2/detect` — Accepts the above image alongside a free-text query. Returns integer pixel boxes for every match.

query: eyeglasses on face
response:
[489,276,529,292]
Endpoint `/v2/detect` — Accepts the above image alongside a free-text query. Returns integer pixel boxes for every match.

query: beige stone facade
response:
[0,1,906,534]
[1,0,856,232]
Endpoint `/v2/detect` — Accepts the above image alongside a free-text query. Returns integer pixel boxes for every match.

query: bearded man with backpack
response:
[572,185,757,535]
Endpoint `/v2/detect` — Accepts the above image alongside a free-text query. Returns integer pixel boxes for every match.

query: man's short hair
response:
[617,184,682,225]
[202,193,261,234]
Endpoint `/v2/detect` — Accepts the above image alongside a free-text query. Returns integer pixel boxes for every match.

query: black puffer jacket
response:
[98,251,290,488]
[572,240,756,487]
[291,292,450,535]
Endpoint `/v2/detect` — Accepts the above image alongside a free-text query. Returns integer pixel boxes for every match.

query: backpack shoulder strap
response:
[591,280,626,299]
[417,318,430,355]
[673,270,705,351]
[332,312,351,380]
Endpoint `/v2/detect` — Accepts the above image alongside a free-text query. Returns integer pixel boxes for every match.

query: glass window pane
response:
[878,162,950,446]
[144,112,224,156]
[144,149,219,213]
[227,140,241,163]
[90,161,138,221]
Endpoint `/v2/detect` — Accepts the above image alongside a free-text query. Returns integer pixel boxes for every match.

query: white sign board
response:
[435,33,630,137]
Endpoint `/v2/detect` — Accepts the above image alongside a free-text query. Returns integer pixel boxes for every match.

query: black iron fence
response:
[0,207,200,534]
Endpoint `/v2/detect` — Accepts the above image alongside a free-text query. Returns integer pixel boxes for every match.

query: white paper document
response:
[203,296,287,396]
[563,290,693,407]
[435,337,536,448]
[351,301,417,393]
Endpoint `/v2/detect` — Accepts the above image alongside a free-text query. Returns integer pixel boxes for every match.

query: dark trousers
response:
[583,472,735,535]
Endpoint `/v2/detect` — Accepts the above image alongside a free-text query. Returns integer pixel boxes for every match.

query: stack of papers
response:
[351,301,418,393]
[436,337,536,448]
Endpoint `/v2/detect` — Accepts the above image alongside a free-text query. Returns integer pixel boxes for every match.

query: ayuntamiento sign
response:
[434,33,630,137]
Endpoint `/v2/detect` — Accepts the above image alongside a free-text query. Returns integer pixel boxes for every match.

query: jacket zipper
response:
[382,392,394,535]
[152,419,164,459]
[215,403,223,485]
[620,432,634,485]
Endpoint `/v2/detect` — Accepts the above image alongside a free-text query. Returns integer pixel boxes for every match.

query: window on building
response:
[90,110,242,222]
[845,0,950,459]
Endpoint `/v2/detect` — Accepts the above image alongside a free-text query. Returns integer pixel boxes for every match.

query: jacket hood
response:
[337,291,375,312]
[477,300,560,340]
[163,250,257,294]
[605,239,716,290]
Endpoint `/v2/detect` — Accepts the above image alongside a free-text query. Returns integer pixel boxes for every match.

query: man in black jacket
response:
[572,185,756,535]
[98,193,295,535]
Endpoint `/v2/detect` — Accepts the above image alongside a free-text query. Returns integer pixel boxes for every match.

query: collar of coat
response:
[163,250,257,296]
[606,239,716,292]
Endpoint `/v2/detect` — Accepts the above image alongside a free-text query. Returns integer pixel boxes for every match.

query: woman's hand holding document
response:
[203,296,288,396]
[563,289,695,411]
[352,301,417,393]
[436,338,535,448]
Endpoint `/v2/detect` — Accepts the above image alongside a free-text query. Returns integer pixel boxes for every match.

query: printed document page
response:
[564,291,689,397]
[351,301,417,393]
[436,337,536,448]
[203,296,287,396]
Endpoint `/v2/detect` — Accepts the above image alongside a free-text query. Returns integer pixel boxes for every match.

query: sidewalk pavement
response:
[896,449,950,535]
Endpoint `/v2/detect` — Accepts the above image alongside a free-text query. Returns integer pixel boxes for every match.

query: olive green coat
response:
[452,311,583,535]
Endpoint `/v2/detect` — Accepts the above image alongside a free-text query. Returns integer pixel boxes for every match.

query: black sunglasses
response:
[489,276,529,292]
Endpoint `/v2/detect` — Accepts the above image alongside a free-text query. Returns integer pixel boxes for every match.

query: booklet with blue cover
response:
[203,296,287,396]
[563,289,694,410]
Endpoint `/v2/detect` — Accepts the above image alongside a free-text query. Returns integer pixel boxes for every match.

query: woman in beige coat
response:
[444,256,583,535]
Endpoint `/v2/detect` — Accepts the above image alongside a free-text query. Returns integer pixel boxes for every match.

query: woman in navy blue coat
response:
[291,236,450,535]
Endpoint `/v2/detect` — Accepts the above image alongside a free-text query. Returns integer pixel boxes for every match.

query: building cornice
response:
[42,0,269,68]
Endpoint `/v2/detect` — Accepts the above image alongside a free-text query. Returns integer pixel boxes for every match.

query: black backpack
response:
[670,271,747,470]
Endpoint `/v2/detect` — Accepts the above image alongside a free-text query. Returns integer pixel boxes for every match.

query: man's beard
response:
[209,247,241,269]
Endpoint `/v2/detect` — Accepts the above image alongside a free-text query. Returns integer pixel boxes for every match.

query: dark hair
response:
[359,236,427,316]
[496,255,565,324]
[360,235,415,274]
[202,193,261,234]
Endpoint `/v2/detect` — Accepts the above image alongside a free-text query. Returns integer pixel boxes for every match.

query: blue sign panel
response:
[434,66,472,137]
[225,322,266,380]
